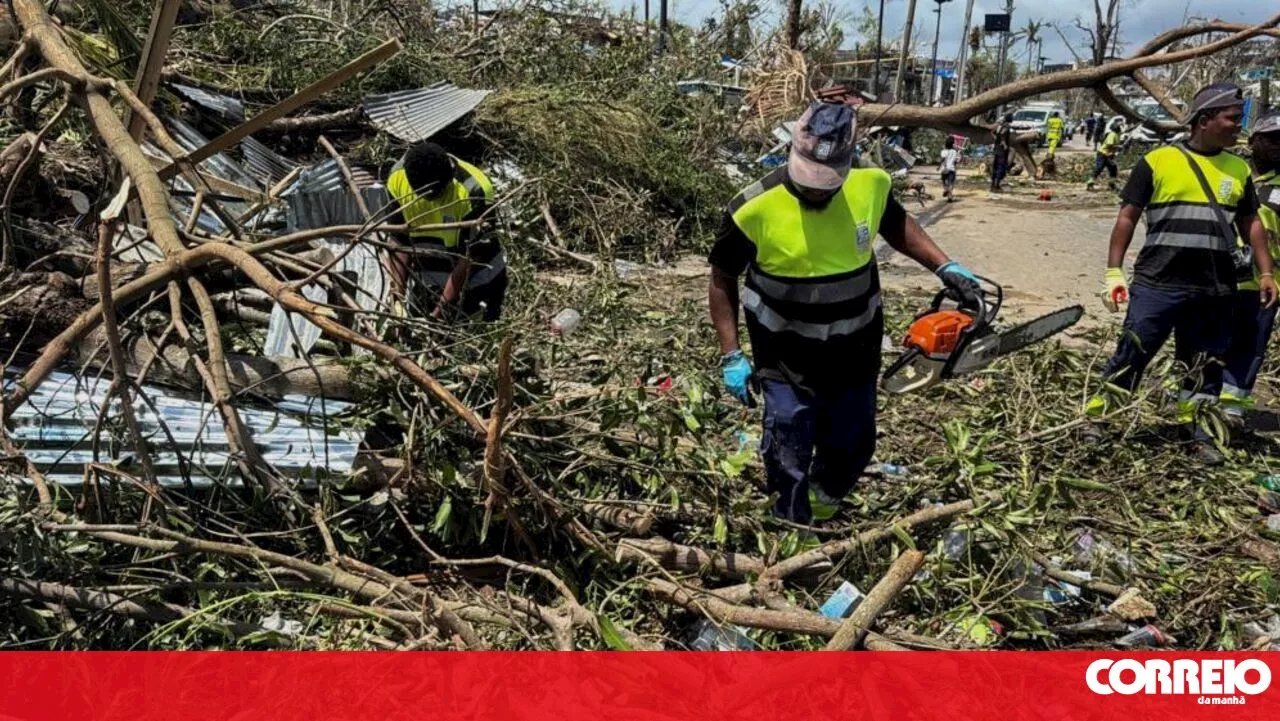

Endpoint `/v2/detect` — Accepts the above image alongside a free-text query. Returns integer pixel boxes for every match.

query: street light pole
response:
[874,0,886,96]
[929,0,953,104]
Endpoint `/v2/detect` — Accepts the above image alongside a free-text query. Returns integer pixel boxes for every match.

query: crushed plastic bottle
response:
[1241,615,1280,650]
[1115,624,1174,648]
[942,527,970,561]
[733,430,759,454]
[689,620,756,650]
[550,308,581,337]
[614,259,640,279]
[818,581,866,619]
[1265,514,1280,533]
[1071,528,1135,578]
[872,462,910,479]
[1256,475,1280,493]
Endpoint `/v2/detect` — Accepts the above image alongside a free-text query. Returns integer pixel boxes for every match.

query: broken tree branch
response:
[824,550,925,651]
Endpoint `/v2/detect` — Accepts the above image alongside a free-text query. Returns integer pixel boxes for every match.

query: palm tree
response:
[1022,19,1044,73]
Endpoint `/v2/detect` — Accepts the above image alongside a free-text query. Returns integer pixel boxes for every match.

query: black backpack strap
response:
[1172,143,1239,248]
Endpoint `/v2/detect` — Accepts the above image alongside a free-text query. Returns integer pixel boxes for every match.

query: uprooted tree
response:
[0,0,1278,650]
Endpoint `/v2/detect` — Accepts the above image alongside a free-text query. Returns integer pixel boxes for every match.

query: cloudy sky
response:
[609,0,1272,65]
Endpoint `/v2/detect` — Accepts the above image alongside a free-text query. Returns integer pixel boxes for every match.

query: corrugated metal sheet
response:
[141,117,264,235]
[263,160,391,359]
[169,83,247,124]
[5,369,363,488]
[363,82,492,143]
[241,136,300,187]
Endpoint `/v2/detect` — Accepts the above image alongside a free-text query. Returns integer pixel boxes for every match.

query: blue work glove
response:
[720,350,754,405]
[935,260,983,308]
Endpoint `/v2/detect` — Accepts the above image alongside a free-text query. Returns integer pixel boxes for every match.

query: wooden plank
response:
[158,39,402,181]
[144,154,265,202]
[125,0,181,142]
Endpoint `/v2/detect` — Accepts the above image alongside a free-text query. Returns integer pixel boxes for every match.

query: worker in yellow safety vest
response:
[386,142,506,320]
[707,101,990,525]
[1086,84,1277,465]
[1045,111,1065,158]
[1087,119,1123,191]
[1222,110,1280,422]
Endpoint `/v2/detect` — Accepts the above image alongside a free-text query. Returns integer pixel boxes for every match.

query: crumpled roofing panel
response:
[363,82,492,143]
[4,370,363,488]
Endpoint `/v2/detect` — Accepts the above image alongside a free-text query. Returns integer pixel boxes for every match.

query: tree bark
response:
[785,0,802,49]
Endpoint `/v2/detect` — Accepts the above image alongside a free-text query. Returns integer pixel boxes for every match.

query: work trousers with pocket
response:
[1223,289,1278,400]
[1100,282,1232,423]
[760,376,877,524]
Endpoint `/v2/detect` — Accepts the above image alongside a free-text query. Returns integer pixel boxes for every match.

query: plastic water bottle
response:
[1257,475,1280,493]
[1115,624,1173,648]
[550,309,581,337]
[689,620,756,650]
[874,463,910,479]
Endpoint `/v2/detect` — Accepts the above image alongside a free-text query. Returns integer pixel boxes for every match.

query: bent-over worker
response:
[708,101,987,524]
[1087,84,1277,464]
[386,142,507,320]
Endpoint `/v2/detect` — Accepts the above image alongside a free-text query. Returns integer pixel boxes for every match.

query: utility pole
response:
[994,0,1014,117]
[894,0,919,102]
[955,0,976,102]
[656,0,668,53]
[929,0,954,105]
[874,0,886,97]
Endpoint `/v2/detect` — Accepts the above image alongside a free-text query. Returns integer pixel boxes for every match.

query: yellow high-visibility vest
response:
[728,167,888,341]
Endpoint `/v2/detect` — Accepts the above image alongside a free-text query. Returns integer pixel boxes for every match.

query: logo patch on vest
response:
[856,222,871,253]
[1218,178,1235,202]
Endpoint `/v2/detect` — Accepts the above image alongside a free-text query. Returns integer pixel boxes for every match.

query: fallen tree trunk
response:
[79,326,357,400]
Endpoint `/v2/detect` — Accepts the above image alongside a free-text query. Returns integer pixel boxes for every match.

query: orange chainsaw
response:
[881,278,1083,394]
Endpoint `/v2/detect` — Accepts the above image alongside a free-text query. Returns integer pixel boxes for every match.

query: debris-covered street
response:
[0,0,1277,655]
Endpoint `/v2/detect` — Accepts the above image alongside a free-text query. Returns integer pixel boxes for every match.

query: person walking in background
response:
[991,113,1013,193]
[1222,111,1280,422]
[1046,111,1065,158]
[1087,84,1277,464]
[939,136,960,202]
[1083,113,1098,147]
[1087,119,1124,191]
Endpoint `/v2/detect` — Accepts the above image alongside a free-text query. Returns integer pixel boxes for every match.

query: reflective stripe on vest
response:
[729,167,889,341]
[1141,145,1251,253]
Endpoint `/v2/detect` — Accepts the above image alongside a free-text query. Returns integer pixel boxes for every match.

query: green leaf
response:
[597,615,633,650]
[713,514,728,545]
[682,412,701,432]
[432,496,453,535]
[891,524,916,550]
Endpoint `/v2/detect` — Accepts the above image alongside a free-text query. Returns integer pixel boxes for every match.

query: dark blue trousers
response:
[761,378,877,523]
[1223,290,1278,398]
[1101,282,1232,402]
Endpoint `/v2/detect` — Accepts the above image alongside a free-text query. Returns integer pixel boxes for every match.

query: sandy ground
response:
[878,136,1134,331]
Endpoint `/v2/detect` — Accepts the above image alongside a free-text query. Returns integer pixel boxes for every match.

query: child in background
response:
[939,136,959,202]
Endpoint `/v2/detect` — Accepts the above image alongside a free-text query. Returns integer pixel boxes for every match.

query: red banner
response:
[0,652,1276,720]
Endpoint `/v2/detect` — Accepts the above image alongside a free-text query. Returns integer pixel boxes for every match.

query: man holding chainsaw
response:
[708,101,987,524]
[1090,84,1277,464]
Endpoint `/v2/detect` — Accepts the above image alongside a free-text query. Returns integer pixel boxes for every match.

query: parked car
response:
[1009,108,1051,146]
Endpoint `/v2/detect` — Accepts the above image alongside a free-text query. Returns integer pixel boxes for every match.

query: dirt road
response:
[879,148,1135,329]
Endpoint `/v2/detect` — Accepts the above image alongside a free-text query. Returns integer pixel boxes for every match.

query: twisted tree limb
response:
[851,13,1280,141]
